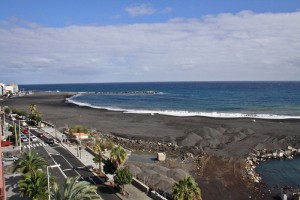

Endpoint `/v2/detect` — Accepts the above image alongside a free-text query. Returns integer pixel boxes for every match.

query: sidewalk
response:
[42,127,152,200]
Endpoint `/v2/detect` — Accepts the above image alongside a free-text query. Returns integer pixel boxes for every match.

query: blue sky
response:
[0,0,300,84]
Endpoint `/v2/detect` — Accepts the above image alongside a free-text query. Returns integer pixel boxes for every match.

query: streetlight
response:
[18,120,21,152]
[28,127,31,149]
[47,164,60,200]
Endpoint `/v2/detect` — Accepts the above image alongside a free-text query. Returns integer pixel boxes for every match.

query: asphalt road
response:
[4,117,120,200]
[52,146,120,200]
[30,130,120,200]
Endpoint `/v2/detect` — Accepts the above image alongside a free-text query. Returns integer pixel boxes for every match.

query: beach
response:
[1,92,300,200]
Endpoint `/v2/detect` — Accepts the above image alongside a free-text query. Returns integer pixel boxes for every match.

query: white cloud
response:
[0,11,300,84]
[125,4,155,17]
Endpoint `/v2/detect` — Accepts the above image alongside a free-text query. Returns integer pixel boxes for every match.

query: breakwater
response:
[245,146,300,184]
[77,90,160,95]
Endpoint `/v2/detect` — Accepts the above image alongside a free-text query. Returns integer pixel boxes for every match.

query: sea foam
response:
[66,94,300,119]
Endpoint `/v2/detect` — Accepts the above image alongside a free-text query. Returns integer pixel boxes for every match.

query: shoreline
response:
[66,92,300,120]
[1,91,300,200]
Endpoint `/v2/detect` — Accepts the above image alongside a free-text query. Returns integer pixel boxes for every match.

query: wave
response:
[65,95,300,119]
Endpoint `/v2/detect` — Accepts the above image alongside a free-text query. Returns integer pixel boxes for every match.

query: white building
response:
[5,84,19,95]
[0,83,5,96]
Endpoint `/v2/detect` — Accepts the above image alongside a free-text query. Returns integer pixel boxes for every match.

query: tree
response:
[12,150,48,174]
[51,176,101,200]
[18,170,55,200]
[4,107,11,114]
[12,108,28,117]
[69,125,88,134]
[110,145,127,169]
[29,104,36,115]
[114,167,133,194]
[92,140,105,172]
[93,155,101,170]
[29,112,42,126]
[172,176,202,200]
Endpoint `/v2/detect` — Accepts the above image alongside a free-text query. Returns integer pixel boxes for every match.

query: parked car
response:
[45,138,55,145]
[4,154,18,162]
[30,135,38,141]
[37,132,45,138]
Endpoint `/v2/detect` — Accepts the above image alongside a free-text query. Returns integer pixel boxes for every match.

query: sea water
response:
[256,157,300,188]
[21,81,300,119]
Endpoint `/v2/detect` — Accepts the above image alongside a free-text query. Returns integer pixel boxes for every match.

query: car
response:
[30,135,38,141]
[20,134,29,142]
[37,132,45,138]
[4,154,18,162]
[23,129,29,134]
[21,137,29,142]
[45,138,55,145]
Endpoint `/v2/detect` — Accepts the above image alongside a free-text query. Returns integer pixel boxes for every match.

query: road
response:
[29,128,120,200]
[5,117,120,200]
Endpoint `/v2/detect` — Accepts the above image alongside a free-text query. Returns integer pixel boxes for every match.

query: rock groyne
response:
[245,146,300,184]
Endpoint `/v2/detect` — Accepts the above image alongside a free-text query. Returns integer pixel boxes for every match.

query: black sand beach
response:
[1,92,300,200]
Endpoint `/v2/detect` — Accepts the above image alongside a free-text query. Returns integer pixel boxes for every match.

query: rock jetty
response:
[78,91,160,95]
[245,146,300,184]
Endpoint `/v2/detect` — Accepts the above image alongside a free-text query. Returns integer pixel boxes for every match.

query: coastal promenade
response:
[43,127,152,200]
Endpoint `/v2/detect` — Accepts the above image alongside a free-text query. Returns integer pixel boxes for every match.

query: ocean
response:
[21,81,300,119]
[256,157,300,188]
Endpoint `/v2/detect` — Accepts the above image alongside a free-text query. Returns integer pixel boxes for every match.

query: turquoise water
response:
[256,157,300,188]
[21,81,300,118]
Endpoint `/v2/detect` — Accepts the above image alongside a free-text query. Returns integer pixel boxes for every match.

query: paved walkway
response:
[42,127,152,200]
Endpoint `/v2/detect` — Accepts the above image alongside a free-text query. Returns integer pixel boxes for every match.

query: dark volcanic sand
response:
[1,92,300,200]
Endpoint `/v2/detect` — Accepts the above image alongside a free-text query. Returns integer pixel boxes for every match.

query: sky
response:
[0,0,300,84]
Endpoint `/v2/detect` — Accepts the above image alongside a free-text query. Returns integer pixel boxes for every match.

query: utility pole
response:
[19,120,21,152]
[14,122,17,147]
[28,127,31,150]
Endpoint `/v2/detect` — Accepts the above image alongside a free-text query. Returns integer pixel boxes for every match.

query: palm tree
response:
[92,140,105,171]
[18,170,56,200]
[51,176,101,200]
[110,145,127,169]
[93,155,101,170]
[12,150,48,174]
[30,104,36,115]
[172,176,202,200]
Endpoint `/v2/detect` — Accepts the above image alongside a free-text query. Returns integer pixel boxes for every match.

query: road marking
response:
[23,142,48,149]
[75,166,87,169]
[43,146,67,179]
[62,168,73,171]
[88,177,97,185]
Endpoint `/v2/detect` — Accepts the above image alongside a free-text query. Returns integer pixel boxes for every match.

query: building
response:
[9,83,19,94]
[0,84,5,97]
[72,132,89,140]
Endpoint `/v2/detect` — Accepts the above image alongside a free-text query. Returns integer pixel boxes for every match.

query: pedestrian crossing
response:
[23,142,48,149]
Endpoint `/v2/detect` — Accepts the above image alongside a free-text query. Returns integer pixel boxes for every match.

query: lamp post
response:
[47,164,60,200]
[19,120,21,152]
[28,127,31,149]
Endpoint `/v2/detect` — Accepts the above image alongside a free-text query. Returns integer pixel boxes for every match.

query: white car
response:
[30,135,38,141]
[20,134,28,142]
